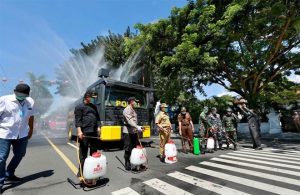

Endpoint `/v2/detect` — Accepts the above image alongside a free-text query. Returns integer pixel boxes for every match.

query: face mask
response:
[16,96,26,101]
[181,112,186,115]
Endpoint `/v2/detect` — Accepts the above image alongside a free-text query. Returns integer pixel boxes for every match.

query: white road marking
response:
[67,142,79,150]
[228,152,300,165]
[186,166,300,195]
[219,154,300,170]
[240,148,300,159]
[168,171,250,195]
[143,178,193,195]
[211,157,300,177]
[111,187,140,195]
[234,150,300,161]
[200,161,300,186]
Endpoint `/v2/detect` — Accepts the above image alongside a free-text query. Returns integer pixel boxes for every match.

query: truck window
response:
[105,86,147,108]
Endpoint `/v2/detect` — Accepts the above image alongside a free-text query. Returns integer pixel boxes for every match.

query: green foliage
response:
[125,0,300,109]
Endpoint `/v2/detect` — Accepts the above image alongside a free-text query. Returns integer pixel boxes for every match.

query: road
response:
[2,129,300,195]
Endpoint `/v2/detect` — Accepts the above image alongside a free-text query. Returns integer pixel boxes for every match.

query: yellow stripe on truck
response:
[143,126,151,138]
[100,126,122,141]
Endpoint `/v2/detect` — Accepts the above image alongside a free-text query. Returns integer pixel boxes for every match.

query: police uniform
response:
[123,104,139,170]
[223,108,239,150]
[155,103,172,162]
[178,111,193,153]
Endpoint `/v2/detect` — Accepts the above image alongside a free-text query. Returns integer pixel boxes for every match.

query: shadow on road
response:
[3,170,54,191]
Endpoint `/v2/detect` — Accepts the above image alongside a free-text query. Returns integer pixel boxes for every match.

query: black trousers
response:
[79,132,98,171]
[123,133,138,162]
[249,122,262,148]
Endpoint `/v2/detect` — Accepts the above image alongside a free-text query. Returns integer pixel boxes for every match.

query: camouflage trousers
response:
[159,128,171,157]
[225,131,237,145]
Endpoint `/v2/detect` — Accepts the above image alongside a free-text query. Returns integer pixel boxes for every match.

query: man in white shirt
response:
[0,84,35,194]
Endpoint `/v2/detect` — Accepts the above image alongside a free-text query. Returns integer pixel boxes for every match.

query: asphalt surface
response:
[2,129,300,195]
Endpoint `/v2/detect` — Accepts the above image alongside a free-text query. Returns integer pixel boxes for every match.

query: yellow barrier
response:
[100,126,122,141]
[142,126,151,138]
[100,125,151,141]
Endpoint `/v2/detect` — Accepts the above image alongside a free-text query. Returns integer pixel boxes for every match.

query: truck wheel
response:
[68,127,75,141]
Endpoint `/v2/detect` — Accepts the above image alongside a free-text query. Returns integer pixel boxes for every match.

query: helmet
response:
[226,108,233,112]
[181,107,186,112]
[211,107,217,111]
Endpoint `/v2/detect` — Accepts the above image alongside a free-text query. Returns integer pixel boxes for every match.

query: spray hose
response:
[136,129,149,169]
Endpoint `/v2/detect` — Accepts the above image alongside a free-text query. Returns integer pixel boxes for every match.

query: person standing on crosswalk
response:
[155,103,173,162]
[198,106,212,153]
[237,99,262,150]
[207,107,224,151]
[223,108,239,150]
[178,107,194,154]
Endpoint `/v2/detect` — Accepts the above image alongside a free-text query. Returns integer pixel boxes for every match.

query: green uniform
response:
[198,111,211,137]
[222,114,239,148]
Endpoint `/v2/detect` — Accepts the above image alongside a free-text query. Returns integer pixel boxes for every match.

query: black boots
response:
[234,144,237,150]
[219,144,224,150]
[125,160,131,170]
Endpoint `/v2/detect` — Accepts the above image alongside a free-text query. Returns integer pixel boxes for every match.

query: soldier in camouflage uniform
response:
[223,108,239,150]
[208,107,224,151]
[155,103,173,163]
[198,106,212,153]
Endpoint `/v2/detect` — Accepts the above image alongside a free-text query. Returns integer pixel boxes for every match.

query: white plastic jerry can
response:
[164,140,177,164]
[130,145,147,166]
[83,151,107,180]
[207,137,215,150]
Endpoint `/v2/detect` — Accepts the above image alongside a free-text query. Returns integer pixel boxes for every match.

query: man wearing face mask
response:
[74,90,100,177]
[178,107,194,153]
[198,106,211,153]
[0,84,35,194]
[123,97,144,170]
[155,103,173,162]
[208,107,224,151]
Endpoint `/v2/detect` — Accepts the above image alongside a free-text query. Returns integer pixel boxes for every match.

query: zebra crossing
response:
[111,147,300,195]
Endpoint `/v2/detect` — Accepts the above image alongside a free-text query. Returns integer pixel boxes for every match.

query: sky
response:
[0,0,252,99]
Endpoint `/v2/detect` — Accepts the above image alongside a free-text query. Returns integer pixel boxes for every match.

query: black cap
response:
[14,83,30,97]
[84,90,94,99]
[128,97,139,103]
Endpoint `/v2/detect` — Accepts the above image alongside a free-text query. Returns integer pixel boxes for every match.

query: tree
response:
[126,0,300,109]
[160,0,300,108]
[27,73,53,116]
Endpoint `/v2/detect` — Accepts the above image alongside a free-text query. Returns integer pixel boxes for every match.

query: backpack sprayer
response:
[116,129,148,174]
[67,135,108,191]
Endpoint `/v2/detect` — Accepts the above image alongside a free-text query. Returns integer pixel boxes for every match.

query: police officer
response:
[223,108,239,150]
[208,107,224,150]
[178,107,194,153]
[237,100,262,150]
[198,106,212,153]
[155,103,172,162]
[123,97,144,170]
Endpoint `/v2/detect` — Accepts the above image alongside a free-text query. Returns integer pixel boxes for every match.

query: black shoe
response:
[254,146,263,150]
[125,161,131,171]
[160,156,165,163]
[6,175,22,182]
[140,165,147,171]
[219,145,224,150]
